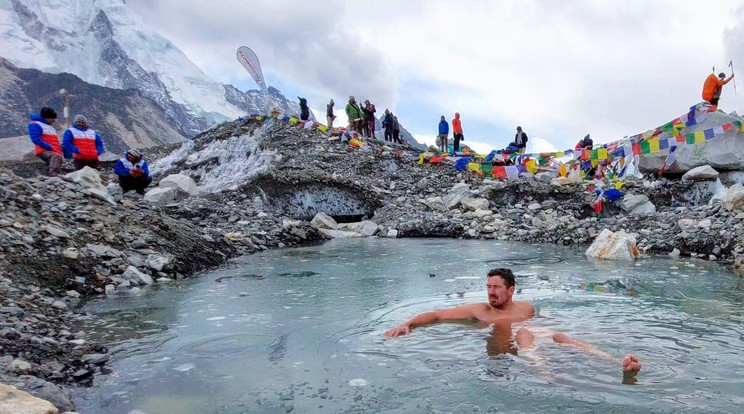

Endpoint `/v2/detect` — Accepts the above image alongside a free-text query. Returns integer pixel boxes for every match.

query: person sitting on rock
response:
[28,106,63,177]
[62,114,104,170]
[114,149,151,195]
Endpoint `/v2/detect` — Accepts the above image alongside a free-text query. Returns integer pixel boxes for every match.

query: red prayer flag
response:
[493,166,506,178]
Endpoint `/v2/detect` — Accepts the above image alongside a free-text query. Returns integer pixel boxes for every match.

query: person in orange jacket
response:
[27,107,63,177]
[703,72,735,111]
[452,112,463,152]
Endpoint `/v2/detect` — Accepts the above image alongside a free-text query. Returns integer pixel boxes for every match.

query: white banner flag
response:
[236,46,267,92]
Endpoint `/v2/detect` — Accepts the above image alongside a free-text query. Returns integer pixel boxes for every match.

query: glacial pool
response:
[73,238,744,413]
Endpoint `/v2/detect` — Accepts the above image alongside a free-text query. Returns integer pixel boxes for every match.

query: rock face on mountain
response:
[0,58,185,156]
[0,0,302,137]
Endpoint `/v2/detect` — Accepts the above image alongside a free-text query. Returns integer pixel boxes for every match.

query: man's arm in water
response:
[383,303,491,337]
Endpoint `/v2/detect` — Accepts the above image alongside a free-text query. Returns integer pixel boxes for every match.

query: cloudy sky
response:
[129,0,744,154]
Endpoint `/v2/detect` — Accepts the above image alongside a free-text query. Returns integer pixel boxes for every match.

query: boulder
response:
[585,229,640,261]
[159,173,198,195]
[146,254,174,271]
[318,229,361,238]
[677,219,696,232]
[43,226,69,238]
[85,244,123,258]
[722,183,744,211]
[443,183,473,209]
[621,194,649,211]
[310,212,338,230]
[682,165,719,181]
[0,383,58,414]
[338,220,379,237]
[82,187,116,205]
[143,187,185,204]
[386,229,399,238]
[121,266,153,286]
[460,197,490,211]
[630,201,656,215]
[63,166,105,191]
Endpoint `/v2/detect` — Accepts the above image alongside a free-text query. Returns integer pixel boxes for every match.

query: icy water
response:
[74,238,744,414]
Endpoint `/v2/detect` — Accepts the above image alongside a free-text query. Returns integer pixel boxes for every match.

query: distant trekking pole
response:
[729,60,738,94]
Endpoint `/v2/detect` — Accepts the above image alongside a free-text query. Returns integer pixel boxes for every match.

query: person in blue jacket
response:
[114,149,151,195]
[438,116,449,153]
[62,114,104,170]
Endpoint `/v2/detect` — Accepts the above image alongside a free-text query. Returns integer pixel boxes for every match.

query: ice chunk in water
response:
[173,363,195,372]
[348,378,368,387]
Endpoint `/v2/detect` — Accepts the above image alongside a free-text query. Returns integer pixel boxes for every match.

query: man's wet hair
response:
[487,268,515,288]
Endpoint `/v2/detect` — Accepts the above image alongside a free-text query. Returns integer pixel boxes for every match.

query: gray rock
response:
[682,165,719,181]
[621,194,649,211]
[443,183,473,209]
[43,225,70,238]
[121,266,154,286]
[64,166,106,191]
[460,197,490,211]
[143,187,186,204]
[159,173,198,195]
[310,212,338,230]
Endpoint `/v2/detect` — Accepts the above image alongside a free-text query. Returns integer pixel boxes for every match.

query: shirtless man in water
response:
[384,268,641,381]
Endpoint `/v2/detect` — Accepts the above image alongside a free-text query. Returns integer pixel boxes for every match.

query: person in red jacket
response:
[452,112,464,152]
[27,107,63,177]
[62,114,105,170]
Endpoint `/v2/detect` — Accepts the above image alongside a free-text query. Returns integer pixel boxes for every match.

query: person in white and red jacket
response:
[62,114,104,170]
[27,107,63,177]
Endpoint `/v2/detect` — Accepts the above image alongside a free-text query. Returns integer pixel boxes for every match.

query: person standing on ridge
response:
[392,114,402,144]
[62,114,104,170]
[28,107,63,177]
[298,97,310,121]
[326,99,336,127]
[452,112,464,152]
[382,109,394,142]
[702,72,735,111]
[438,116,449,153]
[345,96,363,135]
[363,100,377,139]
[515,126,528,154]
[114,149,152,195]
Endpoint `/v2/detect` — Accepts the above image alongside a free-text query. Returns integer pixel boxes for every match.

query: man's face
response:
[486,276,514,308]
[75,120,86,129]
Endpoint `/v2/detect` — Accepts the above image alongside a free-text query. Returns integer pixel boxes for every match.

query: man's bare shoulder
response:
[512,300,536,316]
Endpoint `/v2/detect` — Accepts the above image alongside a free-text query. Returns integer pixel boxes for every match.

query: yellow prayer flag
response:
[468,162,481,172]
[694,131,705,143]
[289,117,299,125]
[649,138,660,153]
[317,125,328,132]
[615,181,624,190]
[560,164,567,177]
[591,160,598,168]
[418,153,425,165]
[555,151,565,158]
[526,159,537,174]
[597,148,608,160]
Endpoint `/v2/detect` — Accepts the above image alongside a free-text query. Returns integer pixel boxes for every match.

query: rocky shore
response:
[3,117,744,412]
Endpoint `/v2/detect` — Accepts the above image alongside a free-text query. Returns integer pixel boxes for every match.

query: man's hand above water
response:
[384,324,411,337]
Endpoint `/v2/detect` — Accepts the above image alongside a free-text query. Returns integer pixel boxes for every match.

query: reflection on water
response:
[74,238,744,414]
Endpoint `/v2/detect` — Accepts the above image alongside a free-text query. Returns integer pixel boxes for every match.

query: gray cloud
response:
[127,0,396,106]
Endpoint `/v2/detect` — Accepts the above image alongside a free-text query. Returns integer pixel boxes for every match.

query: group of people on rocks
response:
[435,112,466,153]
[27,107,151,195]
[306,96,405,144]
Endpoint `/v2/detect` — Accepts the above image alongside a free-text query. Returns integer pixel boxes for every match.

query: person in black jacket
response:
[326,99,336,127]
[515,126,528,154]
[382,109,394,142]
[298,97,310,121]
